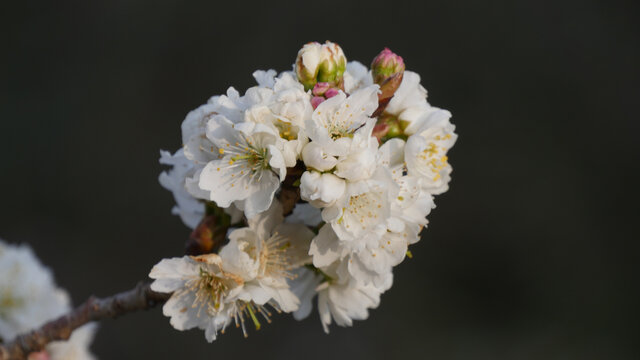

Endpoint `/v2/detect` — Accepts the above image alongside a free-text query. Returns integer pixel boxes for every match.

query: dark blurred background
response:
[1,0,638,359]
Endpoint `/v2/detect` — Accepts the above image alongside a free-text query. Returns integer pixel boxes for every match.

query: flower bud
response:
[373,113,404,143]
[312,82,331,96]
[371,48,405,84]
[370,48,405,117]
[311,96,325,109]
[185,209,229,255]
[324,87,339,98]
[296,41,347,91]
[311,82,341,109]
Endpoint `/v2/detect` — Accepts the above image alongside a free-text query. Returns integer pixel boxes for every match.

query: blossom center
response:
[0,290,24,317]
[274,120,298,141]
[417,133,452,181]
[190,268,228,312]
[342,191,385,231]
[260,233,295,279]
[219,141,270,174]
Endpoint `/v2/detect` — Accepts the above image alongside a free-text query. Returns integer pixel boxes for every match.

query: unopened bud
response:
[296,41,347,91]
[370,48,405,117]
[372,122,390,142]
[185,203,231,255]
[324,87,339,98]
[373,113,404,143]
[311,82,341,109]
[28,351,51,360]
[371,48,405,84]
[312,82,331,96]
[311,96,325,109]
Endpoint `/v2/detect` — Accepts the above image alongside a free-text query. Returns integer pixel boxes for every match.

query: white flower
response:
[150,201,315,340]
[284,251,387,333]
[288,268,323,321]
[181,103,222,169]
[379,138,436,230]
[333,121,379,182]
[159,149,205,229]
[0,241,69,341]
[384,71,432,135]
[309,224,399,288]
[405,109,457,195]
[46,323,98,360]
[267,72,312,167]
[305,85,379,157]
[149,254,249,341]
[198,117,287,219]
[317,281,382,333]
[343,61,373,94]
[299,171,346,208]
[301,142,338,172]
[321,169,398,246]
[0,240,97,359]
[315,260,388,333]
[302,85,381,183]
[219,201,314,312]
[252,69,277,88]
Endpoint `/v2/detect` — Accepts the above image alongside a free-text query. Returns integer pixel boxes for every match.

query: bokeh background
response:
[1,0,638,359]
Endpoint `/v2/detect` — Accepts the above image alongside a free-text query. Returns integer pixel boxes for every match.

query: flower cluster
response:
[0,239,97,360]
[154,41,457,339]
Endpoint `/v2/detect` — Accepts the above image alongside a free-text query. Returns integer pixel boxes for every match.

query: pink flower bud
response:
[312,82,331,96]
[311,96,326,109]
[28,351,51,360]
[371,48,405,85]
[324,88,339,99]
[370,47,406,117]
[372,122,390,142]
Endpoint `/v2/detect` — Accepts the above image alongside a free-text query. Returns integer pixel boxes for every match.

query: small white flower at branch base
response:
[159,149,205,229]
[150,201,314,340]
[219,201,314,312]
[0,240,97,359]
[405,109,457,195]
[198,117,287,219]
[149,254,249,341]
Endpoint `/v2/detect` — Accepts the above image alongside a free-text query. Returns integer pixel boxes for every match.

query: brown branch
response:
[0,282,170,360]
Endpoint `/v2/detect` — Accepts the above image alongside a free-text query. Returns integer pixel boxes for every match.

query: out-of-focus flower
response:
[0,240,97,359]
